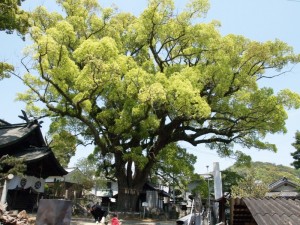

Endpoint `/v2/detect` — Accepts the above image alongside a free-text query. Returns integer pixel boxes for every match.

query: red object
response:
[111,217,121,225]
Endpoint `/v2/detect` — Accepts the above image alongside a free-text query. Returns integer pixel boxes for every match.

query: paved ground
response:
[29,213,177,225]
[71,222,175,225]
[70,218,177,225]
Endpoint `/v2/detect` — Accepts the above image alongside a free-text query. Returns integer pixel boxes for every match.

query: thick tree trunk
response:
[113,143,159,211]
[115,158,149,211]
[116,175,147,211]
[117,188,140,212]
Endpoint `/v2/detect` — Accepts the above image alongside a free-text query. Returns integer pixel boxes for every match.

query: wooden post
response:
[0,179,8,204]
[65,190,68,199]
[1,174,14,204]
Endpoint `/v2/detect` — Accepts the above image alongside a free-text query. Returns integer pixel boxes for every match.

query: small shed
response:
[45,168,85,200]
[139,182,171,214]
[0,118,67,211]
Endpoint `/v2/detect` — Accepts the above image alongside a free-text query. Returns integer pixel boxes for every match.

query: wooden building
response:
[45,168,85,200]
[0,118,67,212]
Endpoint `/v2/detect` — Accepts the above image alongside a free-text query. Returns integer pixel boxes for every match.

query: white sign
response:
[142,202,148,207]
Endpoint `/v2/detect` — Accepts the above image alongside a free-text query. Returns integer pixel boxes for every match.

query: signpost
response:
[142,202,148,219]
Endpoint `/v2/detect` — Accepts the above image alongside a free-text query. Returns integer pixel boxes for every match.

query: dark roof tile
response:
[268,177,299,191]
[240,198,300,225]
[0,120,67,178]
[0,123,39,148]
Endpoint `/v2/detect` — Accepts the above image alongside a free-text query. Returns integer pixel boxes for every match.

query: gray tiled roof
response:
[266,191,299,197]
[238,198,300,225]
[0,119,10,126]
[14,147,50,162]
[269,177,298,190]
[0,123,38,148]
[0,121,67,178]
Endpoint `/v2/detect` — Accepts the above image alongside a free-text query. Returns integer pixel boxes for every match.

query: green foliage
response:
[0,0,29,36]
[189,174,210,199]
[228,161,300,189]
[74,157,107,190]
[233,151,252,167]
[0,62,14,80]
[151,144,197,188]
[291,131,300,169]
[49,130,77,167]
[222,170,243,195]
[226,161,300,198]
[231,171,269,198]
[0,155,26,179]
[0,0,29,79]
[14,0,300,209]
[47,117,79,167]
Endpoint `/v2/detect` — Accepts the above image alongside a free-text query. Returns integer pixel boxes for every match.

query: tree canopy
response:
[0,155,26,180]
[14,0,300,209]
[47,117,78,167]
[71,157,107,190]
[231,171,269,198]
[227,161,300,187]
[0,0,29,80]
[151,144,197,188]
[228,161,300,198]
[291,131,300,169]
[0,0,29,35]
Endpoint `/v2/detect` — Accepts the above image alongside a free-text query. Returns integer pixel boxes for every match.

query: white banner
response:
[7,175,45,193]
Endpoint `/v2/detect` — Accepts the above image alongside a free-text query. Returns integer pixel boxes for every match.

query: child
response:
[111,213,122,225]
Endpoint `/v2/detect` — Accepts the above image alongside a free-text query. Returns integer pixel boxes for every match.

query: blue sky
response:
[0,0,300,173]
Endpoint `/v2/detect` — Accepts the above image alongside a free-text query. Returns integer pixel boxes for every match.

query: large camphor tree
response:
[15,0,300,210]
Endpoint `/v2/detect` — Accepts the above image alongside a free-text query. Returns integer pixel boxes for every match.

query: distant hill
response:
[226,161,300,185]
